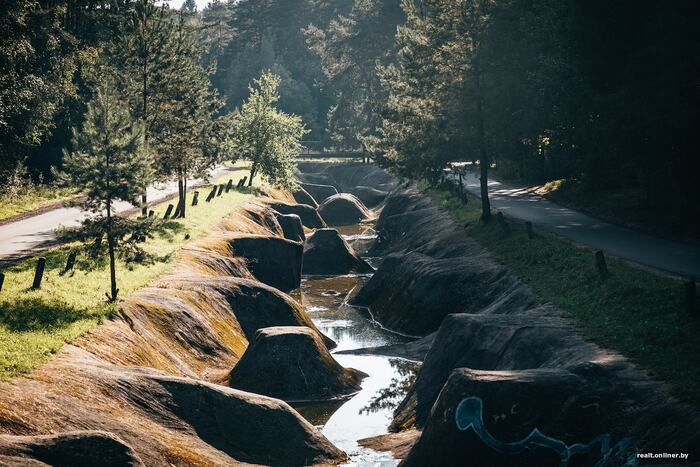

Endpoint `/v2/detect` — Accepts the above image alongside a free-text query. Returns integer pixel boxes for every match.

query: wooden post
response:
[32,257,46,289]
[163,204,174,219]
[496,212,509,233]
[525,221,533,239]
[0,272,4,293]
[206,187,216,202]
[217,184,224,196]
[595,251,608,278]
[173,199,184,218]
[63,250,77,273]
[236,178,244,188]
[685,280,697,315]
[225,179,233,192]
[191,191,199,206]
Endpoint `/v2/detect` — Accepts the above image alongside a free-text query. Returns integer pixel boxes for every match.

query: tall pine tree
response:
[58,78,154,302]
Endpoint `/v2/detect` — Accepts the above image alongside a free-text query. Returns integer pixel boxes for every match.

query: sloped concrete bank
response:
[0,191,351,466]
[349,185,700,465]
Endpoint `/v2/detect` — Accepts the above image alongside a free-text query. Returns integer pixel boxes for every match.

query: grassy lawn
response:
[0,166,257,380]
[424,184,700,405]
[0,186,74,222]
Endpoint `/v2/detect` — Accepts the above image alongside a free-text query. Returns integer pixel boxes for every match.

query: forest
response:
[2,0,699,237]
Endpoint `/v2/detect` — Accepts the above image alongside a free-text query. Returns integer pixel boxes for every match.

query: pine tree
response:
[181,0,197,13]
[305,0,405,149]
[112,0,178,216]
[58,78,155,302]
[230,72,308,189]
[154,16,224,218]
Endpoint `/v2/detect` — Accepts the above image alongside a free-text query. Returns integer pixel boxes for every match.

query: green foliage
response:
[305,0,404,148]
[57,78,156,300]
[230,72,308,189]
[0,0,78,176]
[210,0,339,141]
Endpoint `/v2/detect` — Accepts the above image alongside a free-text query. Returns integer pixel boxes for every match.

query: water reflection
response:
[293,222,419,466]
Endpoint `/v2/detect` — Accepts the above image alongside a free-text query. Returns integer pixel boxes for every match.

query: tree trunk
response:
[106,198,118,302]
[475,61,491,222]
[248,163,257,187]
[181,177,187,218]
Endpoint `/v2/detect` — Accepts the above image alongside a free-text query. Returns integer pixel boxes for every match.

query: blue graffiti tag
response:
[454,397,638,466]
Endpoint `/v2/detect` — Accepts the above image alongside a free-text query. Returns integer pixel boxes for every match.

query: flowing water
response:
[292,224,419,466]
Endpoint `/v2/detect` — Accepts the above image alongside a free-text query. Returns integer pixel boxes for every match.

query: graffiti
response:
[455,397,638,466]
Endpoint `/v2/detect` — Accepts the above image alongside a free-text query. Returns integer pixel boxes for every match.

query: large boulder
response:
[349,186,388,208]
[267,201,326,229]
[229,326,366,401]
[292,187,318,208]
[391,313,602,431]
[0,431,143,467]
[273,211,305,242]
[301,183,338,203]
[226,234,302,292]
[303,228,373,275]
[401,366,700,467]
[318,193,372,226]
[349,252,537,336]
[158,275,336,350]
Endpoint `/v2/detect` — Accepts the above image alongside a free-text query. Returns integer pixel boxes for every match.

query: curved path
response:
[456,172,700,279]
[0,167,234,267]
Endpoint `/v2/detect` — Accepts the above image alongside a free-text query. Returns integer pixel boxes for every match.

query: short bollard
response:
[217,184,224,196]
[163,204,174,219]
[595,251,608,278]
[225,179,233,192]
[206,187,216,202]
[32,257,46,289]
[148,210,155,218]
[63,251,77,273]
[0,272,4,293]
[191,191,199,206]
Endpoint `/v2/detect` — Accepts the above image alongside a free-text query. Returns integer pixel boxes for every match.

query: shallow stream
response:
[292,224,419,466]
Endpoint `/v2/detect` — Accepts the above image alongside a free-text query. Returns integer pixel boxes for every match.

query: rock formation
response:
[318,193,372,226]
[273,211,306,242]
[303,228,373,275]
[229,326,366,401]
[267,201,326,229]
[301,183,338,203]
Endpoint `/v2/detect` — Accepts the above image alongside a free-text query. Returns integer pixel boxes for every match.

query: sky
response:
[167,0,214,11]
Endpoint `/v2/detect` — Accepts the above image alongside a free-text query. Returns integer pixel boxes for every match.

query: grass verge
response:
[0,186,74,222]
[0,166,257,380]
[424,184,700,405]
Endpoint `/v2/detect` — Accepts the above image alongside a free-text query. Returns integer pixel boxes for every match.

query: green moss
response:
[0,166,257,380]
[424,184,700,405]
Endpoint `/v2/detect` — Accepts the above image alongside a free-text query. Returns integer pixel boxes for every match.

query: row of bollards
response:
[0,177,250,294]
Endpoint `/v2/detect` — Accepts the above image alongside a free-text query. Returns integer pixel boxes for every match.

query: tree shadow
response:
[0,297,97,332]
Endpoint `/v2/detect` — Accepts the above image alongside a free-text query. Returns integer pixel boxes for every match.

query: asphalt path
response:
[0,166,234,266]
[454,171,700,279]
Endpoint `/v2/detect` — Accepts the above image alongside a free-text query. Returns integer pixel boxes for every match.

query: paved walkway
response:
[0,167,234,266]
[455,171,700,279]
